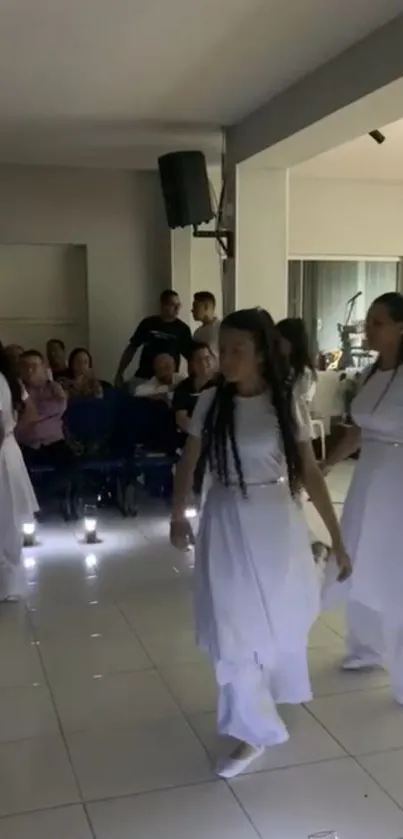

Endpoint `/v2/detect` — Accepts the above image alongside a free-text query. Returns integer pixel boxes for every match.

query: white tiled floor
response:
[1,462,403,838]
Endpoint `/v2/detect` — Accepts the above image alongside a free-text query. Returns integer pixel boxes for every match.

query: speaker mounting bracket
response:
[192,225,234,259]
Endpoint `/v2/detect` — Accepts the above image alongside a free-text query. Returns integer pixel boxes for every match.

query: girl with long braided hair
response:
[171,308,350,778]
[323,292,403,701]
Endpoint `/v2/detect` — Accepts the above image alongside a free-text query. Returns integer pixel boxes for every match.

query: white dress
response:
[294,368,316,439]
[0,373,38,600]
[322,365,403,698]
[189,387,320,746]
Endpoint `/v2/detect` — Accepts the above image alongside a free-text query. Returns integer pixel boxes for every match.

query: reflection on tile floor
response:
[1,462,403,838]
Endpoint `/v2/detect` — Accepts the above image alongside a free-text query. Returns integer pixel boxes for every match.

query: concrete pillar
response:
[170,227,192,326]
[236,166,289,321]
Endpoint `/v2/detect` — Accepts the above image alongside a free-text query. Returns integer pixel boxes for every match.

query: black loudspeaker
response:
[158,151,214,229]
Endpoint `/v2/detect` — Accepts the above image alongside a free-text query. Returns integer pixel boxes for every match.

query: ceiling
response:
[1,0,403,169]
[292,118,403,181]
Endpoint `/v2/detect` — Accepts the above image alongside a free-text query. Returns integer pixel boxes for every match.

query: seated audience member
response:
[192,291,220,361]
[18,350,74,492]
[46,338,70,382]
[65,348,103,399]
[172,341,216,433]
[133,352,183,399]
[4,344,38,427]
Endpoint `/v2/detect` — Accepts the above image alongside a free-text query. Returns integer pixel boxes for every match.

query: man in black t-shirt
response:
[115,289,192,386]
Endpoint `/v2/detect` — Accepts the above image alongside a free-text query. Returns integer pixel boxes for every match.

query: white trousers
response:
[347,600,403,701]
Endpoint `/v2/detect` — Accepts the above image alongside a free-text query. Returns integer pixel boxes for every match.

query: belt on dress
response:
[221,476,287,488]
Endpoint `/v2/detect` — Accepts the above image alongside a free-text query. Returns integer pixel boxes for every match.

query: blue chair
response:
[64,390,131,514]
[116,396,180,499]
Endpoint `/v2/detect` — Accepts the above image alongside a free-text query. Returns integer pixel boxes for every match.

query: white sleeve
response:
[135,381,157,396]
[293,396,311,442]
[188,387,217,438]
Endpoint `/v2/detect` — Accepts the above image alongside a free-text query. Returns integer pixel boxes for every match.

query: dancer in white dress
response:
[277,317,327,561]
[171,308,351,778]
[0,344,38,601]
[277,317,317,437]
[323,292,403,701]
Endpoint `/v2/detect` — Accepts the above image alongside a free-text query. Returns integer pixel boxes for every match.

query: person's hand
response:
[333,543,352,582]
[170,518,195,551]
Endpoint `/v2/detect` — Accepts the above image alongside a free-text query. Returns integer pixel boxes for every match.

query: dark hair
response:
[194,291,216,307]
[160,289,178,305]
[277,317,316,382]
[0,342,23,411]
[46,338,65,351]
[68,347,92,375]
[189,340,212,359]
[364,291,403,409]
[201,308,302,494]
[21,349,44,362]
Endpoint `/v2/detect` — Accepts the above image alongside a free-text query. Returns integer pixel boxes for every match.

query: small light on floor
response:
[185,506,197,520]
[84,517,97,543]
[22,521,36,547]
[23,557,36,570]
[85,554,97,570]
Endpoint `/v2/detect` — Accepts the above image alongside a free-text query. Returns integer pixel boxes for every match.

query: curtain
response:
[364,262,397,310]
[315,261,358,353]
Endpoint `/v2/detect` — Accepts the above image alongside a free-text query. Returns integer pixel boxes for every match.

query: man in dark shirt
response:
[115,289,192,386]
[172,341,216,434]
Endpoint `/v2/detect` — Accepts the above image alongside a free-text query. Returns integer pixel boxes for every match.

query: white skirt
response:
[0,435,38,599]
[194,481,320,700]
[322,441,403,615]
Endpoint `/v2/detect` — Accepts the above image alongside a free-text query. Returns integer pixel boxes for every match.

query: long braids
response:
[201,308,302,495]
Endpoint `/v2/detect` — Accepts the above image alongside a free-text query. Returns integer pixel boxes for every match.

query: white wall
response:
[0,166,171,379]
[169,166,223,327]
[190,164,223,318]
[0,243,88,352]
[289,176,403,258]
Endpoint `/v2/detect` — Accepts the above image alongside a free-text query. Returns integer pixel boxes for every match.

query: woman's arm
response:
[299,440,351,580]
[170,435,202,550]
[0,413,4,450]
[17,397,38,429]
[324,424,361,472]
[172,435,201,520]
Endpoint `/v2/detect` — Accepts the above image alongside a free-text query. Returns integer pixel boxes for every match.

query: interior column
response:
[236,166,289,321]
[170,227,192,326]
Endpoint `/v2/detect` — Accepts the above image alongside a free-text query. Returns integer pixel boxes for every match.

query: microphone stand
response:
[336,296,358,371]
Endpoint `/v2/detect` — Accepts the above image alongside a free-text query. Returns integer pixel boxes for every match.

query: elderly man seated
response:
[132,352,183,399]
